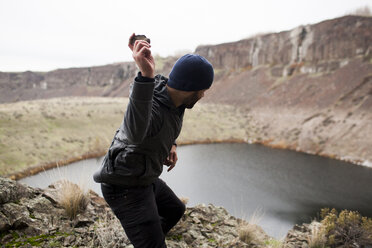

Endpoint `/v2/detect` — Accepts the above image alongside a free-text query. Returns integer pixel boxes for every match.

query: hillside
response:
[0,97,249,178]
[0,15,371,168]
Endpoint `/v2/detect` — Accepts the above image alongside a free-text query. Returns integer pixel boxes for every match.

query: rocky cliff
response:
[3,176,351,248]
[4,177,371,247]
[0,177,276,247]
[0,62,136,103]
[0,15,371,166]
[196,15,371,72]
[196,15,372,109]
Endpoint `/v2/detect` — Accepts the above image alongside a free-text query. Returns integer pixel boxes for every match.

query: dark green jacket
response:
[93,74,185,186]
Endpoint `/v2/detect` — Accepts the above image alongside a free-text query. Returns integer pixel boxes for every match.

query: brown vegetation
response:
[319,208,372,247]
[57,180,89,220]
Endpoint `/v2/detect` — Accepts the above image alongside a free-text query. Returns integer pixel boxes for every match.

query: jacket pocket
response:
[114,151,146,177]
[93,154,110,183]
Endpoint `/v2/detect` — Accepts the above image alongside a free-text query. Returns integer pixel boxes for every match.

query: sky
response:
[0,0,371,72]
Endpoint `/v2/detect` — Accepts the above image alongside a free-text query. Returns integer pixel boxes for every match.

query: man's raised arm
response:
[123,33,155,144]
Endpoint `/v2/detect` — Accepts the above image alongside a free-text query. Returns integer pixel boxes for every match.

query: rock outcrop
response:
[0,177,276,247]
[3,177,369,247]
[282,222,324,248]
[0,177,106,247]
[0,62,137,103]
[196,16,371,72]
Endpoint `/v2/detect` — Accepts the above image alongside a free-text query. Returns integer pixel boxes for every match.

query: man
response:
[93,33,214,248]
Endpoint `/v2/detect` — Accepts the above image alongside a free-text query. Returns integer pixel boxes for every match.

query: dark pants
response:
[101,178,186,248]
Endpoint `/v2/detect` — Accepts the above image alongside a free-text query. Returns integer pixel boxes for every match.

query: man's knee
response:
[180,201,186,216]
[174,200,186,220]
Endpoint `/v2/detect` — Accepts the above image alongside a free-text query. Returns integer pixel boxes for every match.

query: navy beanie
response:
[167,54,214,91]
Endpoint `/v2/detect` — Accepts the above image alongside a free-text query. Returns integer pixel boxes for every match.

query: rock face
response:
[282,222,324,248]
[166,204,271,248]
[196,16,371,71]
[0,62,137,103]
[0,177,275,247]
[0,177,109,247]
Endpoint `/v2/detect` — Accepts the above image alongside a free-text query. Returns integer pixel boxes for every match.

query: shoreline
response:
[9,138,371,181]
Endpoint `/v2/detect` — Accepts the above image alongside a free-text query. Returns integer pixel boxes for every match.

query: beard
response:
[184,92,201,109]
[185,102,196,109]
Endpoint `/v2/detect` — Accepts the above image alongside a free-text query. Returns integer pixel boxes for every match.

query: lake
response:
[19,143,372,239]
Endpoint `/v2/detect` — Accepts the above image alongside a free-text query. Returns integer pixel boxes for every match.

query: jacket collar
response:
[154,75,185,115]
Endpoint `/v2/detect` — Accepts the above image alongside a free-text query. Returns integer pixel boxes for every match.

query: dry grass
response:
[238,208,284,247]
[248,207,265,225]
[179,196,189,205]
[307,221,327,248]
[178,102,251,143]
[0,97,126,177]
[238,208,270,245]
[58,179,89,220]
[0,97,254,177]
[238,222,258,244]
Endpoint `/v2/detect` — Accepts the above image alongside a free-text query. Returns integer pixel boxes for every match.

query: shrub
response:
[307,221,327,248]
[238,222,256,244]
[238,208,268,245]
[179,196,189,205]
[320,208,372,247]
[58,180,89,220]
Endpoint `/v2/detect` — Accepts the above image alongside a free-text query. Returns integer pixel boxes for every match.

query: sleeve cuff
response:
[136,71,155,83]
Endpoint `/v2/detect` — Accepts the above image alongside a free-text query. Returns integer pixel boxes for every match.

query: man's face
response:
[184,89,207,109]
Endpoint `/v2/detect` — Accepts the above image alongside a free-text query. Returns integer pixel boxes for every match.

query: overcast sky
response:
[0,0,371,72]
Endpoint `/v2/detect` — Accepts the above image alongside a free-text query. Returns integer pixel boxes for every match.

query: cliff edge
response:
[1,177,332,247]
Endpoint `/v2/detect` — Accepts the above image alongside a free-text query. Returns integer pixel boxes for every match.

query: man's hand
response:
[164,145,178,172]
[128,33,155,78]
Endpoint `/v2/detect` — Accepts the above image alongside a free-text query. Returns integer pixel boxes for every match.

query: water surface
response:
[19,143,372,238]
